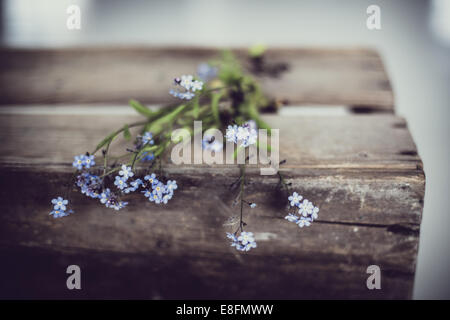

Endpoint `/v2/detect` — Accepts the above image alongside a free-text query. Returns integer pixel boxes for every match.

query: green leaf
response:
[249,44,267,58]
[129,99,153,117]
[144,104,187,135]
[123,124,131,141]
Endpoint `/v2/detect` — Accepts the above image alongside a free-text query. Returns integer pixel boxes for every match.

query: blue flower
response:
[99,189,127,210]
[166,180,178,193]
[237,231,255,245]
[169,75,203,100]
[114,176,128,190]
[298,199,314,217]
[179,91,195,100]
[226,232,238,242]
[227,231,257,252]
[142,175,178,204]
[225,122,257,147]
[142,132,154,146]
[161,193,172,204]
[141,152,155,162]
[296,216,312,228]
[49,209,70,218]
[190,80,203,92]
[130,179,143,189]
[144,173,158,186]
[124,178,143,194]
[149,191,162,204]
[76,173,102,199]
[51,197,68,211]
[169,89,182,99]
[288,192,303,207]
[152,182,165,196]
[225,125,238,143]
[285,213,299,222]
[72,154,95,170]
[197,63,218,82]
[100,188,111,205]
[202,134,223,152]
[118,164,134,180]
[72,155,85,170]
[111,201,128,211]
[285,193,320,227]
[83,155,95,168]
[143,190,152,198]
[250,203,257,209]
[241,241,257,251]
[180,74,194,90]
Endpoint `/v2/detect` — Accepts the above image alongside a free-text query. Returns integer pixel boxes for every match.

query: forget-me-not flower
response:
[227,231,257,252]
[225,122,257,147]
[72,155,85,170]
[166,180,178,193]
[51,197,68,211]
[197,63,218,82]
[49,209,69,218]
[296,216,312,228]
[142,132,154,146]
[202,134,223,152]
[144,173,158,186]
[141,151,155,162]
[83,155,95,168]
[288,192,303,207]
[169,75,203,101]
[114,176,128,190]
[119,164,134,180]
[285,213,299,223]
[298,199,314,217]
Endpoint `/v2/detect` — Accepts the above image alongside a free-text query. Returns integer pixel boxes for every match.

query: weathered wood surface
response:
[0,111,424,299]
[0,48,394,110]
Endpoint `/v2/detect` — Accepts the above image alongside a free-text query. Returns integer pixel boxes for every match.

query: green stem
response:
[239,164,246,232]
[91,120,148,155]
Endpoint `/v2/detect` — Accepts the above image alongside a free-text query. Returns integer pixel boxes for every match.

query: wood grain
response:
[0,110,423,299]
[0,47,394,110]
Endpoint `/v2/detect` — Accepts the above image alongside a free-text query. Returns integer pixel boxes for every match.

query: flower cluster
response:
[77,172,102,199]
[285,192,319,228]
[169,75,203,100]
[226,232,257,252]
[132,132,155,162]
[49,197,72,218]
[72,154,95,170]
[225,121,257,147]
[142,174,178,204]
[114,165,133,190]
[99,188,129,211]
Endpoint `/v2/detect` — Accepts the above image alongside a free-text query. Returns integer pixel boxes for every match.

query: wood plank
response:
[0,113,419,168]
[0,110,423,298]
[0,47,394,110]
[0,167,420,299]
[0,112,424,226]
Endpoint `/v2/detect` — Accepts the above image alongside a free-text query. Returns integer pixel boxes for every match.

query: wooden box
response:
[0,48,424,299]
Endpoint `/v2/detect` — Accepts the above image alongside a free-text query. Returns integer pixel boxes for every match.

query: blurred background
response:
[0,0,449,299]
